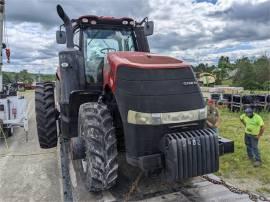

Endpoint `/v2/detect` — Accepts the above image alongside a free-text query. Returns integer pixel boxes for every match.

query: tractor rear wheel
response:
[35,82,57,149]
[78,102,118,191]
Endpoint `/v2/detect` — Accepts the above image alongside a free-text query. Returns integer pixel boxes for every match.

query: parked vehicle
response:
[0,0,28,138]
[35,5,234,192]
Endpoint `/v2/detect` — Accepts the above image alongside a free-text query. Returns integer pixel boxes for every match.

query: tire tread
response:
[79,102,118,191]
[35,82,57,149]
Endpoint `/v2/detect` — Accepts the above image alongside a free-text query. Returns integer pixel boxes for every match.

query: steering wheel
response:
[100,47,116,54]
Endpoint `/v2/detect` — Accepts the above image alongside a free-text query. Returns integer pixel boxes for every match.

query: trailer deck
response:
[58,139,259,202]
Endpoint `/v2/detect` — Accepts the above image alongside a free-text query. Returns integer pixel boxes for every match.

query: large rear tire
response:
[35,82,57,149]
[78,102,118,191]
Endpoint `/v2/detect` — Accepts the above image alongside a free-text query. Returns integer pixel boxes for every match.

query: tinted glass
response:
[83,29,135,84]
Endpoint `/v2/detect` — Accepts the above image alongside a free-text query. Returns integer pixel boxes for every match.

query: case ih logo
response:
[182,81,198,86]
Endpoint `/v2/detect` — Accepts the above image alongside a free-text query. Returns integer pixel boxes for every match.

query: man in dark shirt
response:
[207,99,220,135]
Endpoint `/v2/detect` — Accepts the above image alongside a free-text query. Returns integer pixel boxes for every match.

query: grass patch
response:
[18,90,34,95]
[256,187,270,194]
[242,90,270,94]
[221,79,233,86]
[217,108,270,193]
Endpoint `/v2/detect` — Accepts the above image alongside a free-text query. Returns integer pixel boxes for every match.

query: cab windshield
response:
[83,29,135,84]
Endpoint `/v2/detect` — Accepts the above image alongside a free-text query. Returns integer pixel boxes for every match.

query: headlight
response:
[128,111,161,125]
[198,108,207,119]
[128,107,207,125]
[161,111,197,124]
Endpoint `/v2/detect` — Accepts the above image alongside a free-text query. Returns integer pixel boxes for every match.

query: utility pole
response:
[38,71,41,82]
[0,0,4,92]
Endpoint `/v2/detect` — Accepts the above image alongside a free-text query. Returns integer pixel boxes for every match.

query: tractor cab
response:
[54,4,155,140]
[56,10,154,87]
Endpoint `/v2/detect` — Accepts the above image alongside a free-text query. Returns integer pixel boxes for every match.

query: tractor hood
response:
[104,52,204,119]
[105,52,192,92]
[107,51,190,70]
[106,52,205,161]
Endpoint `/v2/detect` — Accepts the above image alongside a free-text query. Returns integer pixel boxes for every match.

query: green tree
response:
[195,63,207,73]
[18,70,33,84]
[217,56,231,82]
[233,57,261,90]
[194,63,216,73]
[262,81,270,91]
[14,73,19,83]
[254,56,270,84]
[2,72,12,84]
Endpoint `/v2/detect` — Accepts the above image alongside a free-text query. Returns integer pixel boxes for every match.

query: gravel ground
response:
[0,92,61,202]
[0,92,260,202]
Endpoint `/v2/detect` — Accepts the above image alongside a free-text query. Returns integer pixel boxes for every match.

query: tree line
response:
[2,57,270,91]
[2,70,55,84]
[194,56,270,90]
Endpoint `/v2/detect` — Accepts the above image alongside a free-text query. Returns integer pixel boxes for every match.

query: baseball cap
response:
[208,99,214,104]
[244,107,253,114]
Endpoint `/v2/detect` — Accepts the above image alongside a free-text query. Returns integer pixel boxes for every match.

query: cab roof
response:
[73,15,136,27]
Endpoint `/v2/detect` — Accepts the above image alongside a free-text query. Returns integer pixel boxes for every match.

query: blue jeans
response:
[245,134,261,162]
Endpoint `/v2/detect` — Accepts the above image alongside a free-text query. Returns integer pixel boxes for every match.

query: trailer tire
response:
[78,102,118,192]
[3,128,13,137]
[35,82,57,149]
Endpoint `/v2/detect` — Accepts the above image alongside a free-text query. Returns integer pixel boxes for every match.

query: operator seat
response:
[86,57,104,84]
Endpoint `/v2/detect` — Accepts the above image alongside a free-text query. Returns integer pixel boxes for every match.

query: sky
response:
[2,0,270,74]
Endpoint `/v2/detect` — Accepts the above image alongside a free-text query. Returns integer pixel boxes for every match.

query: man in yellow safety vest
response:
[240,107,265,167]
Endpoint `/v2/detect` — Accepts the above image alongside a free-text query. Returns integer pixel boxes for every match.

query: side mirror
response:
[56,30,66,44]
[144,21,154,36]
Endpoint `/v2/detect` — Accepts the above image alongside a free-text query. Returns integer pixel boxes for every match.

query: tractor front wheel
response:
[78,102,118,191]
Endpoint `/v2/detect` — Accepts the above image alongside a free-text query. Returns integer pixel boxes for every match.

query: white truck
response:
[0,0,28,138]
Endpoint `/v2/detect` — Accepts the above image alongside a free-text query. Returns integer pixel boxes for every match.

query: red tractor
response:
[35,5,233,192]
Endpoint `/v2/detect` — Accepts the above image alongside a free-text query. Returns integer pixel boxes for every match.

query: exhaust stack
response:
[56,5,74,48]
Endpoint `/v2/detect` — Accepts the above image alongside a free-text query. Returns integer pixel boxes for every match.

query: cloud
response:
[3,0,270,74]
[209,1,270,23]
[212,21,270,42]
[3,22,59,73]
[149,31,208,51]
[148,0,270,64]
[4,0,152,73]
[195,0,218,4]
[204,0,270,49]
[6,0,152,27]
